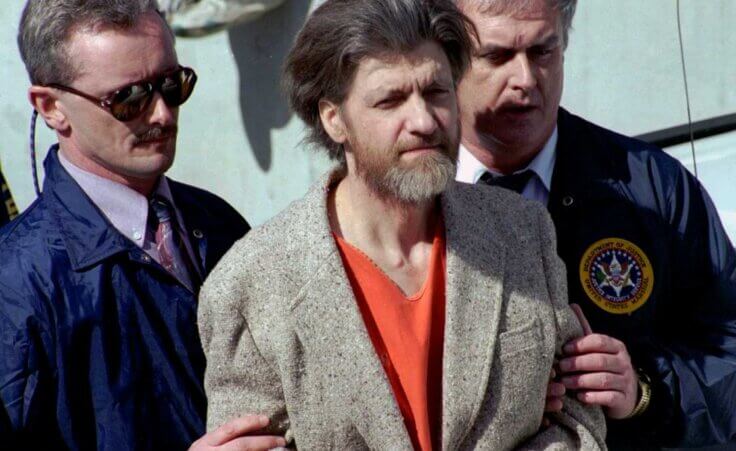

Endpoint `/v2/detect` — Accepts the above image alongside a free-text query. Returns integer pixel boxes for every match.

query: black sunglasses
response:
[45,66,197,122]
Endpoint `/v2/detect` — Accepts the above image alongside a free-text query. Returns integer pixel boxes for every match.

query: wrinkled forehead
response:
[65,11,178,89]
[68,9,173,44]
[458,0,562,48]
[348,43,454,95]
[65,11,175,60]
[459,0,560,21]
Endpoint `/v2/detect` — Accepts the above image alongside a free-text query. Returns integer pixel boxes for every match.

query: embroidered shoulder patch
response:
[579,238,654,314]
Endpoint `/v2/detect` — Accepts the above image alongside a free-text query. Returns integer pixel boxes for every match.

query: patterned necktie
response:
[149,196,192,288]
[478,169,535,194]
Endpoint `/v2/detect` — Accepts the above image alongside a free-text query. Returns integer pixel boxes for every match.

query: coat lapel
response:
[289,171,413,449]
[292,256,413,449]
[440,183,507,450]
[169,180,246,278]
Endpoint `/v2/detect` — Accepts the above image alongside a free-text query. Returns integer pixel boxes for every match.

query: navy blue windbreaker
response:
[0,147,249,450]
[549,109,736,449]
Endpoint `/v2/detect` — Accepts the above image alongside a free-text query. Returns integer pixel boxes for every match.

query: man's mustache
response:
[397,133,452,154]
[135,125,178,144]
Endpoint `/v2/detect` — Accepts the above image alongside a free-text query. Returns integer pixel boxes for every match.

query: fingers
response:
[561,372,628,392]
[575,390,628,408]
[219,435,287,451]
[563,333,625,355]
[562,368,638,418]
[558,352,629,374]
[545,397,563,412]
[569,304,593,335]
[546,380,566,398]
[544,364,565,412]
[207,415,271,447]
[556,321,639,419]
[545,379,565,412]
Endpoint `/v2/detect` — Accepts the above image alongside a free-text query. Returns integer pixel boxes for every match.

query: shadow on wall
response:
[228,1,311,171]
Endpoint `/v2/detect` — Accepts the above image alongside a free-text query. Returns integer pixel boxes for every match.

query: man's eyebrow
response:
[364,86,406,103]
[477,33,561,53]
[535,34,561,47]
[366,77,451,102]
[372,86,406,96]
[475,42,510,54]
[426,78,452,89]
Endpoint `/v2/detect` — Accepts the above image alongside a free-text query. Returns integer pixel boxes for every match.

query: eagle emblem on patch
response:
[579,238,654,314]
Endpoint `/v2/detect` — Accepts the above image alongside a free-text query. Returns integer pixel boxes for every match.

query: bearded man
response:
[198,0,605,449]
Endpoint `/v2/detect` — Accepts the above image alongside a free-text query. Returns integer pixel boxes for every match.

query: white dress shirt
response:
[456,127,558,205]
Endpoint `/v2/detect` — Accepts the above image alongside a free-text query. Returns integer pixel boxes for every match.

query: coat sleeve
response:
[517,205,608,450]
[620,165,736,447]
[198,261,292,441]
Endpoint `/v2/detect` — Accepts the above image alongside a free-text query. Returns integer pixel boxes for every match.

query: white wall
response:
[563,0,736,134]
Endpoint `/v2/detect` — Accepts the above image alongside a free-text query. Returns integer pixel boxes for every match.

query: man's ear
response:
[28,86,70,132]
[318,99,347,144]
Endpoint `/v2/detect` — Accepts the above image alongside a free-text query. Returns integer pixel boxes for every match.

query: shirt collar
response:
[58,150,176,247]
[456,126,558,191]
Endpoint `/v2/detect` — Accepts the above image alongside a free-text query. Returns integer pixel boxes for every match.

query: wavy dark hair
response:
[283,0,474,161]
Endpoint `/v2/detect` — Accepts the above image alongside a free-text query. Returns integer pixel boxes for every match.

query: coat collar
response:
[43,145,213,278]
[289,171,508,449]
[43,146,137,270]
[550,108,625,201]
[549,108,639,230]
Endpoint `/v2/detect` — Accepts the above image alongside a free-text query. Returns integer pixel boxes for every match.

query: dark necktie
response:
[478,169,534,194]
[149,196,193,289]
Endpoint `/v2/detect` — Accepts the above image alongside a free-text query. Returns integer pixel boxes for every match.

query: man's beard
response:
[352,132,459,205]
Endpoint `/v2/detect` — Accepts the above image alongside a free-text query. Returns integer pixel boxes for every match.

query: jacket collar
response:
[548,108,627,221]
[289,170,507,449]
[43,145,138,270]
[550,107,625,197]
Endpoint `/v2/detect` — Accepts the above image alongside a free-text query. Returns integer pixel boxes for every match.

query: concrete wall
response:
[563,0,736,132]
[1,0,734,236]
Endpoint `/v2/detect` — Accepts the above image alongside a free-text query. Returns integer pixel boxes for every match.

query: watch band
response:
[624,368,652,419]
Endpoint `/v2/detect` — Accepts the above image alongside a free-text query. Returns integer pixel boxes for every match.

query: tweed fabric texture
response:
[199,170,607,450]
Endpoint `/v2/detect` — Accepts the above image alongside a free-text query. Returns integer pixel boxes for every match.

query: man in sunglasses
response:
[0,1,284,450]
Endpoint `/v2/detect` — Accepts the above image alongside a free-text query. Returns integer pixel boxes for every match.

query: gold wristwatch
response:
[624,368,652,419]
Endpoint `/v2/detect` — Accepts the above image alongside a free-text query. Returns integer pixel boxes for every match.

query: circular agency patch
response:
[579,238,654,314]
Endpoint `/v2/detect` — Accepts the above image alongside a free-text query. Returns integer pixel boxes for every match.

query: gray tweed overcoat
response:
[198,170,607,450]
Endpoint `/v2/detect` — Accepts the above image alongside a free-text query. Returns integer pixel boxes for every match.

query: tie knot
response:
[149,196,173,223]
[479,169,534,194]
